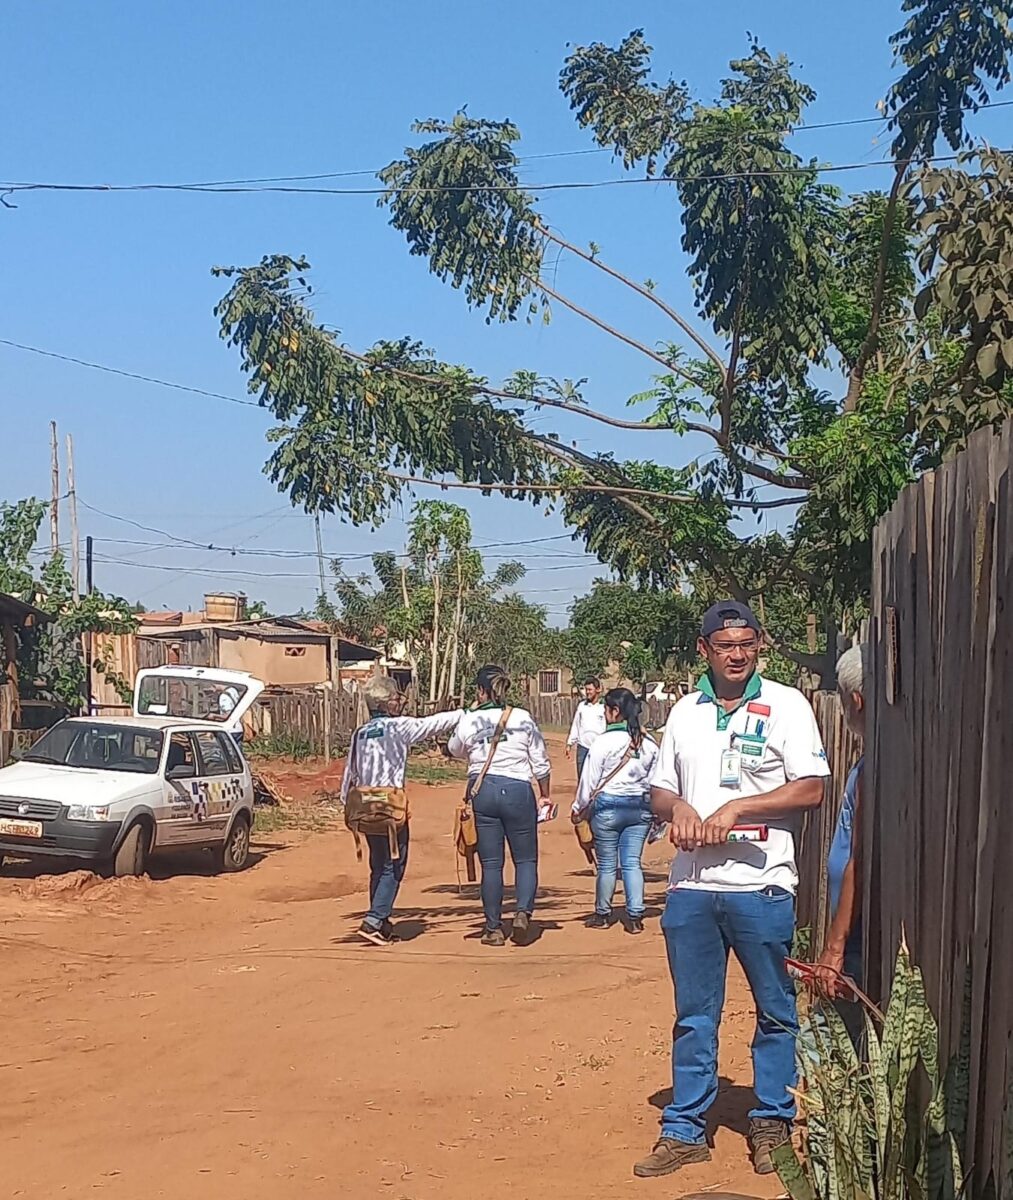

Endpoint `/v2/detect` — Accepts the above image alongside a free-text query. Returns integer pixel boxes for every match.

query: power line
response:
[0,339,263,408]
[2,100,1009,194]
[2,149,1006,200]
[89,554,599,581]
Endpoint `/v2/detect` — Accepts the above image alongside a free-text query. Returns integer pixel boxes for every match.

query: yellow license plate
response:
[0,818,43,839]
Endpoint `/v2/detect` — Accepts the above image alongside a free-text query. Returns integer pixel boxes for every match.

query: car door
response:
[159,730,203,847]
[192,730,243,844]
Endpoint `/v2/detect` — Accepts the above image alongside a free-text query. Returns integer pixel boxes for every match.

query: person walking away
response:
[449,665,551,947]
[813,643,867,1042]
[566,677,606,778]
[572,687,658,933]
[341,675,463,946]
[636,601,829,1179]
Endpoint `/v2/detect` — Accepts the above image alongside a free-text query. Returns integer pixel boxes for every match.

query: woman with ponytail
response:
[572,687,659,934]
[448,665,552,946]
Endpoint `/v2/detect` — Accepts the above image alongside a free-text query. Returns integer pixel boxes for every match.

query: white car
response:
[0,666,264,877]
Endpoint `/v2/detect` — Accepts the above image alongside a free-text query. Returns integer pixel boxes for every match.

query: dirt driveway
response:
[2,739,782,1200]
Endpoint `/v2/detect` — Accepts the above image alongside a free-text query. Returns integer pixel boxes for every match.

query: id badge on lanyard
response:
[720,745,742,788]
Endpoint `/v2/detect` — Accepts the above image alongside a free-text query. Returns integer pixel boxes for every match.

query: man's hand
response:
[670,800,706,851]
[701,800,742,846]
[570,809,585,826]
[813,944,846,999]
[565,744,572,760]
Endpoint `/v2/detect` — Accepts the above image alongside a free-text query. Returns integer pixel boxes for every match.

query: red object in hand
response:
[727,824,769,843]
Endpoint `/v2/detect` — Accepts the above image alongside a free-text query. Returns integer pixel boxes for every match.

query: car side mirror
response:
[166,763,196,780]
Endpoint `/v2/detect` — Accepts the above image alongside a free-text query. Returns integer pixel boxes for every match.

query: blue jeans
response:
[473,774,538,930]
[660,887,798,1144]
[364,823,410,929]
[590,793,651,918]
[575,745,589,777]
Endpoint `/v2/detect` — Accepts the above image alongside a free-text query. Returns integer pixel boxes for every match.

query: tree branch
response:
[844,159,910,412]
[537,225,729,376]
[528,274,698,380]
[343,347,666,430]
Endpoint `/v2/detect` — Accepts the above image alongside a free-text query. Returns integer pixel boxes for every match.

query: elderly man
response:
[813,643,867,1036]
[636,601,830,1179]
[340,675,463,946]
[566,676,607,777]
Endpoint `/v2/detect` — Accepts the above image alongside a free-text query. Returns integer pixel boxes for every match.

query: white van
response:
[0,667,264,877]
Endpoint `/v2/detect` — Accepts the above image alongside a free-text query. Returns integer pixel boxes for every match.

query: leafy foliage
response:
[379,113,547,323]
[915,150,1013,399]
[216,5,1013,681]
[0,499,137,711]
[887,0,1013,159]
[775,939,967,1200]
[561,582,703,687]
[560,29,688,173]
[326,501,557,701]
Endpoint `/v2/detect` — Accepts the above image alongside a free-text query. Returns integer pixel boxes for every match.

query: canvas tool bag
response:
[572,742,636,869]
[454,706,512,890]
[343,727,410,861]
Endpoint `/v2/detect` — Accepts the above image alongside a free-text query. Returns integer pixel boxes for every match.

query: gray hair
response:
[363,673,399,711]
[836,643,869,698]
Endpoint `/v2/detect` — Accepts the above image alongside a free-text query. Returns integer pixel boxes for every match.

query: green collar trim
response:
[477,701,505,710]
[605,721,628,732]
[696,671,762,731]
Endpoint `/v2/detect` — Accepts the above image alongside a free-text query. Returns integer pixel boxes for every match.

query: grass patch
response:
[254,802,342,835]
[405,757,467,786]
[246,733,314,761]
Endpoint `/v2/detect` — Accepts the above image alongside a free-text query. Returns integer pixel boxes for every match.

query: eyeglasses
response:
[706,638,761,655]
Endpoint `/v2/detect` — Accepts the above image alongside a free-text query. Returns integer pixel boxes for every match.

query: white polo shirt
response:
[650,673,829,894]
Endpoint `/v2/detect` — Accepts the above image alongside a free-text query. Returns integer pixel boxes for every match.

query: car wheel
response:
[218,814,251,873]
[112,822,149,878]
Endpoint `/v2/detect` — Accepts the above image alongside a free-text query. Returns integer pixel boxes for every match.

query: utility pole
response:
[85,536,94,716]
[66,434,80,601]
[49,421,60,555]
[314,512,327,602]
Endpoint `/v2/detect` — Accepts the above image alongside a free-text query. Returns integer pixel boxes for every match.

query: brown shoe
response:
[749,1117,791,1175]
[632,1138,710,1178]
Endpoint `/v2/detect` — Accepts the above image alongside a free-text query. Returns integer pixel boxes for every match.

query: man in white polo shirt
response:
[565,676,606,777]
[634,601,829,1180]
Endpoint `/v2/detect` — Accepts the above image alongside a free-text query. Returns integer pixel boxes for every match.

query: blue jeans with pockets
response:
[364,823,410,929]
[660,886,798,1144]
[473,774,538,929]
[589,792,651,918]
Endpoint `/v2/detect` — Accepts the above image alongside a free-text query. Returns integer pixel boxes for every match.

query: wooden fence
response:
[0,727,46,767]
[867,420,1013,1198]
[247,688,368,758]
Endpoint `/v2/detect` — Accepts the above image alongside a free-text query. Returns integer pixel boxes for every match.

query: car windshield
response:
[22,722,165,774]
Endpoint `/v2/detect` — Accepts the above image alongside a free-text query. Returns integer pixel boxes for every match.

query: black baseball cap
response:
[700,600,761,639]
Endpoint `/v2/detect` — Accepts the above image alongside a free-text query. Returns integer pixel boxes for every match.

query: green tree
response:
[0,499,137,710]
[214,4,1013,682]
[327,501,538,703]
[562,581,703,693]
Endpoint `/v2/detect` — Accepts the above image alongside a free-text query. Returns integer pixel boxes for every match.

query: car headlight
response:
[66,804,115,822]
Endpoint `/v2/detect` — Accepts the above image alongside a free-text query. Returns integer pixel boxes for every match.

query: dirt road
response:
[2,740,783,1200]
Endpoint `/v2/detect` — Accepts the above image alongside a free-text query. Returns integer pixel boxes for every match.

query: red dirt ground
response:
[2,737,784,1200]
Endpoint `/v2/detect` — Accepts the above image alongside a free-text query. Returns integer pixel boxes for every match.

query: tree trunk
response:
[428,564,441,705]
[447,555,464,703]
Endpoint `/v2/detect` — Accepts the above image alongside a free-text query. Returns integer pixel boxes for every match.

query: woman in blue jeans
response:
[449,665,552,947]
[571,688,658,934]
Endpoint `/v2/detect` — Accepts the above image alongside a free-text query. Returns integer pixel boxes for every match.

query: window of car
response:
[22,722,164,774]
[221,734,244,775]
[194,731,231,777]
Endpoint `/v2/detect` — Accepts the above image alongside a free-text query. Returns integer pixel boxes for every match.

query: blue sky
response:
[3,2,1009,624]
